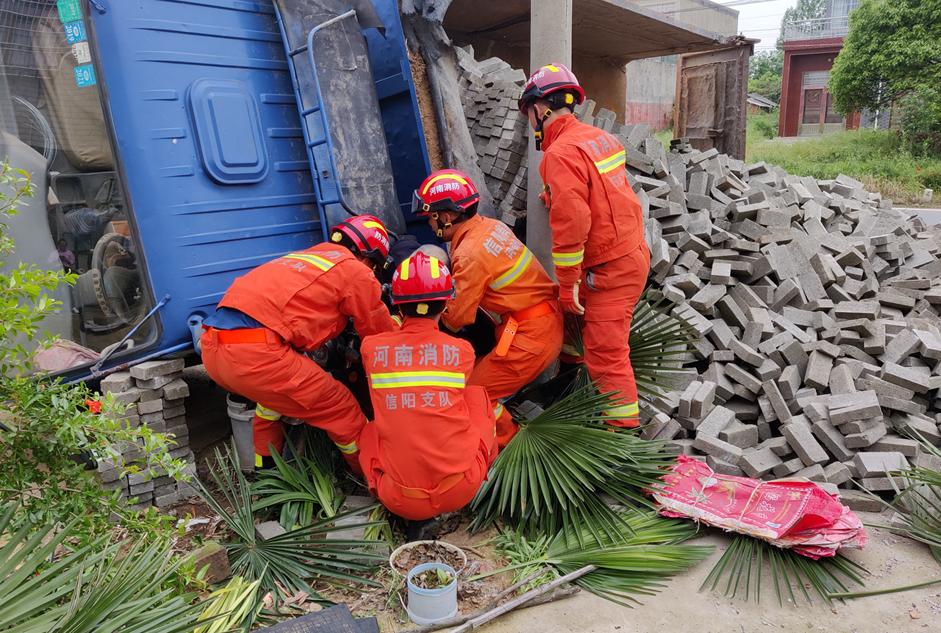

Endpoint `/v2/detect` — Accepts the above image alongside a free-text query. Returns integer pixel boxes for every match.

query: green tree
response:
[748,50,784,103]
[829,0,941,112]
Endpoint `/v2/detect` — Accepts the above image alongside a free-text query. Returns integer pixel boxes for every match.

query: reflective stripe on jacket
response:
[443,214,557,330]
[218,242,394,350]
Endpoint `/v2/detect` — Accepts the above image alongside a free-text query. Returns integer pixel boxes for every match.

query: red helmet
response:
[518,63,585,113]
[391,251,455,305]
[330,214,390,265]
[412,169,480,218]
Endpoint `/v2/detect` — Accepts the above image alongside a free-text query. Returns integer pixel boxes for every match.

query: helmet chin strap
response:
[534,106,553,151]
[430,211,453,242]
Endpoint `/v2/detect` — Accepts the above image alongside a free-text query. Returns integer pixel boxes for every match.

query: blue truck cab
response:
[0,0,430,381]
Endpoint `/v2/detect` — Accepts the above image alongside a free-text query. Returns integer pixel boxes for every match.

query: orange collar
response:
[448,213,484,252]
[541,113,578,151]
[399,317,441,333]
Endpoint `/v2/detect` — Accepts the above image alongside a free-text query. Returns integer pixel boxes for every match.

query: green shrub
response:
[899,86,941,158]
[748,112,779,141]
[0,163,185,541]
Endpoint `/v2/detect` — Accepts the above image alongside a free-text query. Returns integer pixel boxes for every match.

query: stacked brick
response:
[96,358,196,510]
[456,46,529,225]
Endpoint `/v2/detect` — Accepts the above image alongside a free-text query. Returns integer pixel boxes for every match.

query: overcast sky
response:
[723,0,799,52]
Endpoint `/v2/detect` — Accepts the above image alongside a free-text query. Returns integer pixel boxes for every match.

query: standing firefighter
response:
[358,252,498,524]
[413,169,563,446]
[200,215,395,468]
[520,64,650,428]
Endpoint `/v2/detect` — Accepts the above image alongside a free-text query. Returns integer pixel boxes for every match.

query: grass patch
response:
[747,127,941,206]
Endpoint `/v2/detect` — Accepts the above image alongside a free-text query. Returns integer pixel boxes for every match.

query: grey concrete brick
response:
[782,422,829,466]
[740,447,783,478]
[854,451,909,477]
[804,351,834,391]
[719,422,760,448]
[823,461,852,485]
[773,457,804,477]
[828,390,881,424]
[844,423,889,448]
[881,362,931,393]
[162,378,190,400]
[725,364,762,394]
[794,463,826,482]
[696,405,736,437]
[706,455,745,476]
[100,372,134,394]
[693,435,743,464]
[871,435,920,457]
[130,359,185,381]
[812,419,855,462]
[730,338,764,368]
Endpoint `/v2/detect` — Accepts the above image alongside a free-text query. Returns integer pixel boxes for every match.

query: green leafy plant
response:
[702,536,867,606]
[194,576,262,633]
[0,164,185,540]
[827,432,941,599]
[492,510,712,607]
[194,444,387,603]
[253,449,342,529]
[470,385,677,541]
[0,501,204,632]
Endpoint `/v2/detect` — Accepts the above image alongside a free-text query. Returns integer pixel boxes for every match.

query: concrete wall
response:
[625,0,739,129]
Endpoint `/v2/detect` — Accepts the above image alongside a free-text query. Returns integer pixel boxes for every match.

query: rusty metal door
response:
[674,41,754,160]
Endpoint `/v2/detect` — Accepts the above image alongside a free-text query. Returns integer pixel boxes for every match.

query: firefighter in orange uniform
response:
[358,252,498,522]
[520,63,650,428]
[412,170,563,447]
[201,215,395,468]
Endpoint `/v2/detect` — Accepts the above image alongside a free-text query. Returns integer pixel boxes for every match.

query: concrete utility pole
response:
[526,0,573,278]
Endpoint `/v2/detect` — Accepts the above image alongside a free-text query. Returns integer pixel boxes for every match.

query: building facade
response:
[779,0,860,137]
[625,0,740,130]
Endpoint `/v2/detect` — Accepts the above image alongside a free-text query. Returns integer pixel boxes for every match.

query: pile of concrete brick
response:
[96,359,196,510]
[611,126,941,496]
[456,46,529,224]
[450,47,941,499]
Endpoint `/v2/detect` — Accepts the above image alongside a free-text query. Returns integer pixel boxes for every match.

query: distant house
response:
[779,0,861,136]
[747,93,777,113]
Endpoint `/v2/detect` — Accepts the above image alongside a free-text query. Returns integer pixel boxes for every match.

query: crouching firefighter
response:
[201,215,396,469]
[413,169,563,447]
[358,252,498,523]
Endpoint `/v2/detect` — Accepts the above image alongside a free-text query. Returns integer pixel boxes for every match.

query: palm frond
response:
[194,576,262,633]
[495,511,712,607]
[564,288,699,402]
[469,385,677,542]
[253,449,343,529]
[192,444,387,603]
[702,536,867,606]
[0,502,204,633]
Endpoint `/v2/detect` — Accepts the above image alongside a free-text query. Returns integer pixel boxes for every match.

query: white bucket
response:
[406,562,458,626]
[226,394,255,472]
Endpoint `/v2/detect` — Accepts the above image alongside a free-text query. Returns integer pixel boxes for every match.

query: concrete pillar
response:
[526,0,572,278]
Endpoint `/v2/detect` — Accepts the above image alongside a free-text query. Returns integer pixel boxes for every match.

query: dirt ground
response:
[451,517,941,633]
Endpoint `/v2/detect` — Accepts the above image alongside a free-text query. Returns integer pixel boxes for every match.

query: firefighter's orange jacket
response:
[442,214,557,330]
[358,318,496,492]
[539,113,645,289]
[218,242,394,350]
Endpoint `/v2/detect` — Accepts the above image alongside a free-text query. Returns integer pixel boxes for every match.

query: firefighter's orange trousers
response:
[581,243,650,427]
[470,306,563,446]
[358,387,498,521]
[200,327,365,467]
